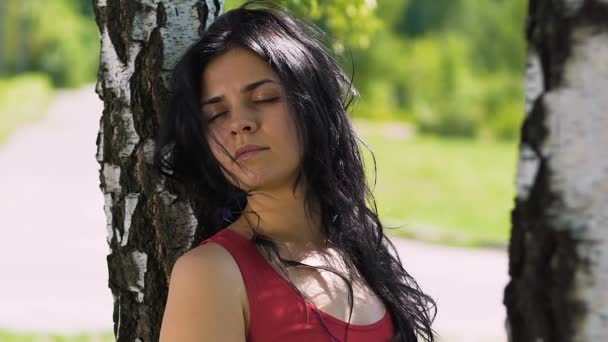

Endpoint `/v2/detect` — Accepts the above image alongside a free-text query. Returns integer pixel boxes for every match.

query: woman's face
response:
[200,47,302,192]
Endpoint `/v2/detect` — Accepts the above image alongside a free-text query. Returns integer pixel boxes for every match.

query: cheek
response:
[283,114,302,159]
[208,140,241,185]
[207,135,231,167]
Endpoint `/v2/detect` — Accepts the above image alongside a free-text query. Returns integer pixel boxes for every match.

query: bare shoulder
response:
[159,242,246,342]
[169,242,245,293]
[177,242,242,278]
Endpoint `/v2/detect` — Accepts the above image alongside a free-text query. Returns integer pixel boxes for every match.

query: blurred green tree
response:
[354,0,527,140]
[0,0,529,140]
[225,0,381,53]
[0,0,99,87]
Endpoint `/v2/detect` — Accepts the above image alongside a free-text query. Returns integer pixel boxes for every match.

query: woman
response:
[156,1,436,341]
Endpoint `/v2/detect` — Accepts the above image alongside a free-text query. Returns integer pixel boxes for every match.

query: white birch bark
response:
[505,1,608,341]
[93,1,222,340]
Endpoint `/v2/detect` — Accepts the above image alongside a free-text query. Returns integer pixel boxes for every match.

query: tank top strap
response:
[198,228,272,326]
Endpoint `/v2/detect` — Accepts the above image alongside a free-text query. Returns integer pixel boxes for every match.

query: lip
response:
[234,144,269,161]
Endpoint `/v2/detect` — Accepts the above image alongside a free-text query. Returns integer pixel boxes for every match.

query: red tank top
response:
[199,228,395,342]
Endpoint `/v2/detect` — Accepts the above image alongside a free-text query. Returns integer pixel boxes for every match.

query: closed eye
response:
[207,97,279,123]
[254,97,279,103]
[208,111,227,123]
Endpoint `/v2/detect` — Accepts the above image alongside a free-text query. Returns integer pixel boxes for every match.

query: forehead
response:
[201,47,279,95]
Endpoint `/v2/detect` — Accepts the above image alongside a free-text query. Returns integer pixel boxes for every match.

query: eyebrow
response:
[201,79,278,106]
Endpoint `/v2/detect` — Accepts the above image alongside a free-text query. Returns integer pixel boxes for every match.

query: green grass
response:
[0,331,114,342]
[0,74,53,144]
[355,119,518,248]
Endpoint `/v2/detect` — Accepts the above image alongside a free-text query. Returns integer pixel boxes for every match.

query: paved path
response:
[0,85,508,341]
[0,86,111,333]
[393,238,509,342]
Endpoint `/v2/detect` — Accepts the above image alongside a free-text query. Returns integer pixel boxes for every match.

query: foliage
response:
[350,0,528,140]
[0,0,529,140]
[0,0,99,88]
[224,0,381,54]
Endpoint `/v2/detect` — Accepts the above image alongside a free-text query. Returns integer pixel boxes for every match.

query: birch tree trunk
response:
[93,1,222,340]
[504,1,608,341]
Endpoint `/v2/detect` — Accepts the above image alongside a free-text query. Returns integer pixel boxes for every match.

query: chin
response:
[236,171,297,193]
[226,161,299,192]
[231,172,268,191]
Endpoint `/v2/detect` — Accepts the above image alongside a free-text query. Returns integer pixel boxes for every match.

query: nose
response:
[229,109,258,136]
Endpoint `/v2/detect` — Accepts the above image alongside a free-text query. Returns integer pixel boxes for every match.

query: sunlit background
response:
[0,0,526,341]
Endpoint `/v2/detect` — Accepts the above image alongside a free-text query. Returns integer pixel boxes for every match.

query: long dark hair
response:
[155,1,437,341]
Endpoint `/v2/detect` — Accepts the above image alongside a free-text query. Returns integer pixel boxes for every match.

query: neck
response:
[231,184,326,256]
